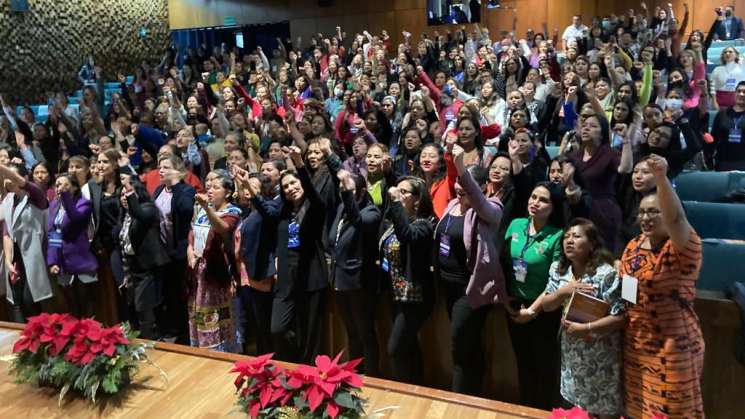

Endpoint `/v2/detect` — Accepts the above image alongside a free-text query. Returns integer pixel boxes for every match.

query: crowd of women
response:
[1,3,739,418]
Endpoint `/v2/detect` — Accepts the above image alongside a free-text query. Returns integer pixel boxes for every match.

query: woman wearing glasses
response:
[619,154,705,419]
[380,176,435,385]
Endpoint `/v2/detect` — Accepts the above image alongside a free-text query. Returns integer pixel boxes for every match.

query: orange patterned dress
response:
[619,232,705,419]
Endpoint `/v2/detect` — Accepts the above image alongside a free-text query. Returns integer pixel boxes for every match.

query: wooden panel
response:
[694,291,745,418]
[0,323,548,419]
[2,0,169,104]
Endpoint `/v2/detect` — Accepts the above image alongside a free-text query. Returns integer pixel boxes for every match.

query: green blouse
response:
[505,218,563,301]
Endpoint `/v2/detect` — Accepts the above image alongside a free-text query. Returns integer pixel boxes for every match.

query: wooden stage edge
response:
[0,321,548,419]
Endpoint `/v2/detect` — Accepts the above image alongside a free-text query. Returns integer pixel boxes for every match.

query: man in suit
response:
[715,5,744,40]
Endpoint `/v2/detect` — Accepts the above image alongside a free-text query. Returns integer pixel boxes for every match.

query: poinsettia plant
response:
[232,352,368,419]
[9,313,161,404]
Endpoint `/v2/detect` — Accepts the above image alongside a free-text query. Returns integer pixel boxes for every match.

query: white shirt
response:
[562,24,589,45]
[711,62,745,93]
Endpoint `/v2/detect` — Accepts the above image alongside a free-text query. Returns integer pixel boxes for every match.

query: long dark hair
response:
[397,176,434,220]
[556,218,615,276]
[532,181,567,229]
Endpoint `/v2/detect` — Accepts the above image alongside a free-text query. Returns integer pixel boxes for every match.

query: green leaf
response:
[334,392,356,409]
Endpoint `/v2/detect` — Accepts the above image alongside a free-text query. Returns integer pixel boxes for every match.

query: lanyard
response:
[519,219,540,259]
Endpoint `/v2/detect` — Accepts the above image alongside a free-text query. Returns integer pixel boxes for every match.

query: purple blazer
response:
[438,165,507,308]
[46,191,98,274]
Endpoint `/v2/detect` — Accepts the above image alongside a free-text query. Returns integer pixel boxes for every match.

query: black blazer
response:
[239,194,281,280]
[118,194,170,270]
[275,166,328,298]
[328,191,382,291]
[153,182,196,260]
[379,202,435,300]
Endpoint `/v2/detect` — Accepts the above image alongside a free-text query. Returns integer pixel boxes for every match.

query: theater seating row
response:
[675,170,745,291]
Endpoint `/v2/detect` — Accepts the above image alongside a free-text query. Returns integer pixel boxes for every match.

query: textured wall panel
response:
[0,0,170,104]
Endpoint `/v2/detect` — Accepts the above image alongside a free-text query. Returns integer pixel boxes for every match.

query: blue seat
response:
[674,171,745,202]
[104,82,121,90]
[699,238,745,291]
[683,201,745,240]
[125,75,134,84]
[711,39,745,48]
[546,146,560,159]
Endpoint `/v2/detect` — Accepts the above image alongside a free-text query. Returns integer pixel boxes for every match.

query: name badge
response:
[439,235,451,257]
[726,77,738,90]
[728,130,742,143]
[622,274,638,304]
[513,258,528,283]
[48,231,63,249]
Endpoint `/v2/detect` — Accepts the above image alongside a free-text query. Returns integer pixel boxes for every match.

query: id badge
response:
[726,77,738,90]
[512,258,528,283]
[439,234,451,257]
[622,274,638,304]
[381,258,390,273]
[728,130,742,143]
[48,231,63,249]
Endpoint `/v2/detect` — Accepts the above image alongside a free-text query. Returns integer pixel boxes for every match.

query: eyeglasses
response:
[399,188,416,196]
[637,208,661,219]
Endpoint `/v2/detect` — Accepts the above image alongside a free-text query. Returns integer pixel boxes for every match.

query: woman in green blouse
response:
[502,181,566,410]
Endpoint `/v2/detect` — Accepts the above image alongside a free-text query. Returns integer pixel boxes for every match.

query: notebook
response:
[563,291,609,324]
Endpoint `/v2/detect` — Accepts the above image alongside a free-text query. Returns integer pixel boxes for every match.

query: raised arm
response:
[451,144,503,225]
[648,154,692,250]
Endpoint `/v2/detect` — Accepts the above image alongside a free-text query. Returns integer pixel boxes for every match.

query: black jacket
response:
[239,194,281,281]
[275,166,328,298]
[118,193,170,271]
[328,191,382,291]
[379,202,435,300]
[153,182,196,260]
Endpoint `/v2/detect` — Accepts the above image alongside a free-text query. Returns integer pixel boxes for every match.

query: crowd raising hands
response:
[3,3,742,418]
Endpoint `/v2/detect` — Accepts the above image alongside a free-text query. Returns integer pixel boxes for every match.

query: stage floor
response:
[0,322,547,418]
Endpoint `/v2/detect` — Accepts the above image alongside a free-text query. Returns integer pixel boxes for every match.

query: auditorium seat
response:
[674,171,745,202]
[683,201,745,240]
[699,238,745,291]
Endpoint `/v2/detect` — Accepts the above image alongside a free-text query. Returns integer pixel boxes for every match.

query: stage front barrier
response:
[0,321,547,419]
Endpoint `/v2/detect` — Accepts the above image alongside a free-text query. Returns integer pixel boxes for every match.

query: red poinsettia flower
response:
[287,352,363,418]
[99,326,129,356]
[549,406,591,419]
[63,319,107,365]
[39,313,78,356]
[230,353,289,419]
[230,352,276,389]
[12,314,48,354]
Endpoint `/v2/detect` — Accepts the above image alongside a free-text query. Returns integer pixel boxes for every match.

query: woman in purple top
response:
[435,141,505,395]
[570,114,632,254]
[47,174,98,318]
[0,162,51,322]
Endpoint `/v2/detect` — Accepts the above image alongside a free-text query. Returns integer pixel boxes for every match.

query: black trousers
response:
[248,286,274,355]
[443,281,491,396]
[59,279,95,319]
[335,287,379,376]
[10,279,41,323]
[387,299,431,384]
[124,259,159,340]
[506,307,561,410]
[270,289,325,364]
[158,260,189,343]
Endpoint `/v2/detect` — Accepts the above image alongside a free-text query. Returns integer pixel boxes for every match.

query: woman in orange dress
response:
[619,154,705,419]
